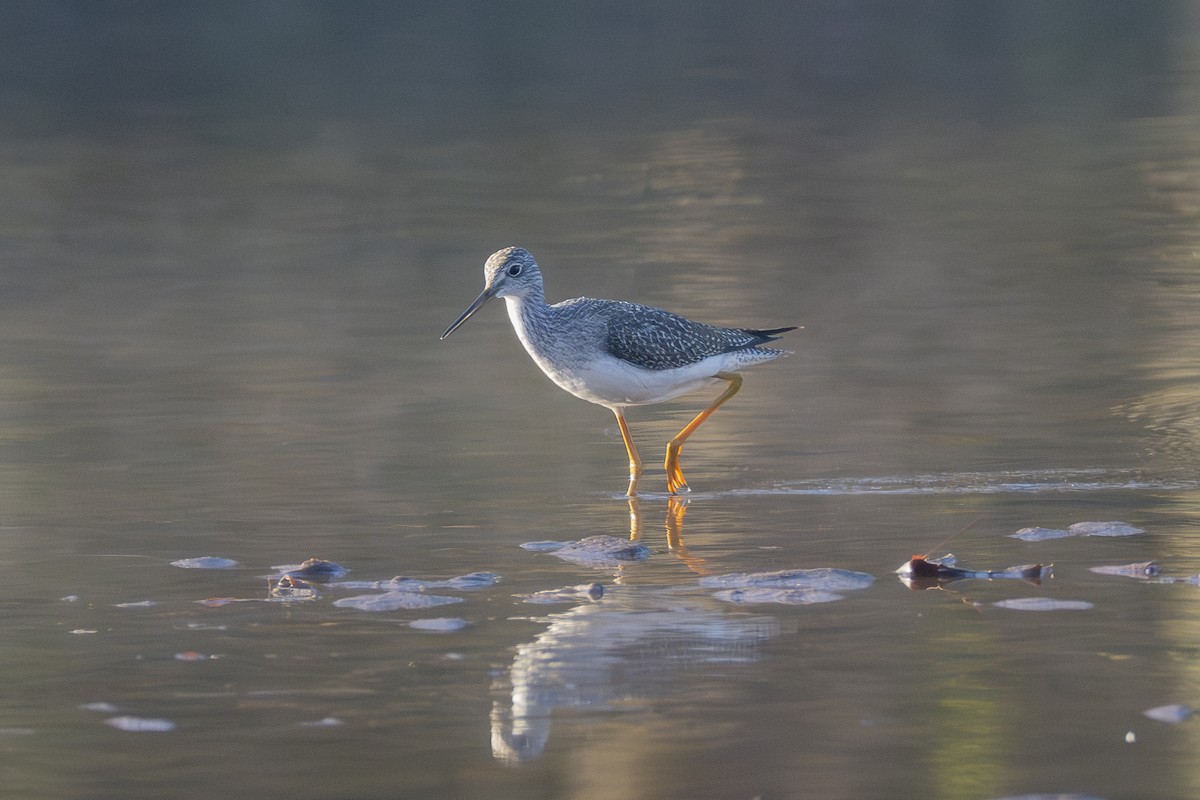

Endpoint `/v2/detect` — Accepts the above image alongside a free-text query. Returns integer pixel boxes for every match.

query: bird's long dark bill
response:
[440,288,496,339]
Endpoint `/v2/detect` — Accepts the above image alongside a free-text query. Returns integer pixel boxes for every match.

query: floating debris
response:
[1143,703,1193,724]
[171,557,239,569]
[409,617,470,632]
[520,583,605,604]
[173,651,211,662]
[332,592,464,612]
[335,572,499,592]
[897,554,1050,588]
[113,600,157,608]
[713,587,845,605]
[1089,562,1161,579]
[521,536,652,566]
[992,597,1094,611]
[1011,521,1144,541]
[269,558,349,581]
[105,716,175,733]
[700,568,875,592]
[991,794,1108,800]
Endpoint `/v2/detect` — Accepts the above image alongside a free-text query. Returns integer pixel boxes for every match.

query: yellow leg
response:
[627,496,641,541]
[613,409,643,497]
[665,495,710,574]
[665,372,743,495]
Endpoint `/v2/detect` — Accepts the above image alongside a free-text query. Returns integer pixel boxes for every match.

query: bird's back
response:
[555,297,793,371]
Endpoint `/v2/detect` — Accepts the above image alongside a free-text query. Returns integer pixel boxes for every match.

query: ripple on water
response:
[755,470,1198,496]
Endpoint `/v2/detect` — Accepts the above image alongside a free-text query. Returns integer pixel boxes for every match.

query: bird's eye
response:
[507,263,522,277]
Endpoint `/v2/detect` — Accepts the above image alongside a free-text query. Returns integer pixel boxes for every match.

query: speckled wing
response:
[601,300,782,370]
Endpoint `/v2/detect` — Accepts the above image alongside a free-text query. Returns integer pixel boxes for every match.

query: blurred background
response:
[3,3,1200,799]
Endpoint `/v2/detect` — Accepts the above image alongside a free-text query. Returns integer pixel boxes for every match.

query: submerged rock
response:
[270,574,320,601]
[1089,562,1161,579]
[522,536,651,567]
[520,583,606,604]
[332,592,464,612]
[702,568,873,605]
[1011,521,1144,541]
[992,597,1094,611]
[171,557,239,569]
[700,568,875,592]
[713,587,845,605]
[409,617,470,632]
[273,558,349,581]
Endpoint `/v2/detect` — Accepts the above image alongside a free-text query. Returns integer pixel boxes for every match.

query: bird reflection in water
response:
[490,584,779,763]
[627,495,710,575]
[492,497,776,763]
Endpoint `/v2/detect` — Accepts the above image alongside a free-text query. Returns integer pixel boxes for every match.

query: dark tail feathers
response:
[742,325,799,344]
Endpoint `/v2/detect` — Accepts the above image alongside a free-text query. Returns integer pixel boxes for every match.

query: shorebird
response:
[440,247,795,495]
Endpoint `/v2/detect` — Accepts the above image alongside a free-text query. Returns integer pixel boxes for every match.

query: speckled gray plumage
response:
[443,245,795,386]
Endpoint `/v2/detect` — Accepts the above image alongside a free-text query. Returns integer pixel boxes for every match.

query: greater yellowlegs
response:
[440,246,796,496]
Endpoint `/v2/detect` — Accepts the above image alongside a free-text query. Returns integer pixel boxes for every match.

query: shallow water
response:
[5,4,1200,799]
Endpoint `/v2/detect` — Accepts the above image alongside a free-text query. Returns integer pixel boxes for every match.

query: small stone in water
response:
[1143,703,1193,724]
[287,558,349,581]
[105,716,175,732]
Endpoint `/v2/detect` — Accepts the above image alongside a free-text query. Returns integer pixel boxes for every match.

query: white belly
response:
[532,351,729,409]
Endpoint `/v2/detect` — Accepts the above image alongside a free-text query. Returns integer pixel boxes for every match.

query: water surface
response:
[4,4,1200,799]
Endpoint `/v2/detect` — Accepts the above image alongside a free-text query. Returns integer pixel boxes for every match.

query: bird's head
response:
[441,246,543,339]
